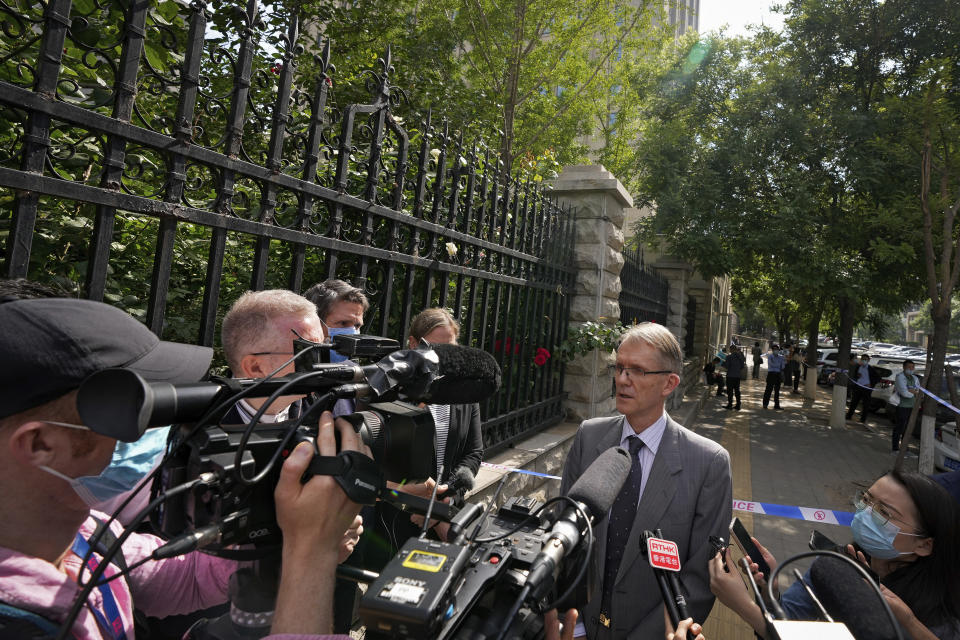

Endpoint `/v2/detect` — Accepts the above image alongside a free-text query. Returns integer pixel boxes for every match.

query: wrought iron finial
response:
[314,37,335,79]
[280,14,303,62]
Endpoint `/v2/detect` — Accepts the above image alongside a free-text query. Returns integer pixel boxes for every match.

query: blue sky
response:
[698,0,787,37]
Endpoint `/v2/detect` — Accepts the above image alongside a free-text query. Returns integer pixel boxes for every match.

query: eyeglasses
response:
[611,364,673,380]
[43,420,90,432]
[250,352,296,357]
[853,490,926,535]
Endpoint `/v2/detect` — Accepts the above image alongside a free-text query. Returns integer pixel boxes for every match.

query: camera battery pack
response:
[359,537,472,637]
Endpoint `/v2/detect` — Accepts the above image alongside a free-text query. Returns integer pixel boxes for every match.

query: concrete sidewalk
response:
[691,374,904,639]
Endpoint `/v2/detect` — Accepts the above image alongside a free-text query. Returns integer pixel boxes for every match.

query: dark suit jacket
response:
[439,402,484,504]
[560,414,732,639]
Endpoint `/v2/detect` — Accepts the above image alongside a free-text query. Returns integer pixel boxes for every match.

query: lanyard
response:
[71,534,128,640]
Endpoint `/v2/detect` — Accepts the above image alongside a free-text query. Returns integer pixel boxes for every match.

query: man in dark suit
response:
[846,353,881,424]
[560,323,732,639]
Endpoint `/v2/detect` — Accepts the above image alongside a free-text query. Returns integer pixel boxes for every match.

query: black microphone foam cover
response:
[448,466,476,493]
[426,344,502,404]
[566,446,632,523]
[809,555,898,640]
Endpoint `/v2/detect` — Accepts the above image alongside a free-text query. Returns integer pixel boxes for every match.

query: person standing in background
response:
[722,345,746,411]
[892,359,920,455]
[751,342,763,379]
[762,344,785,410]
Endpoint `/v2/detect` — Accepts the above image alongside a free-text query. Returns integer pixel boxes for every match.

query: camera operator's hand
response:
[544,608,577,640]
[339,514,363,563]
[272,411,363,635]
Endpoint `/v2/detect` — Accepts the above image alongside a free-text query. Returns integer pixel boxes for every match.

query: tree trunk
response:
[830,297,855,428]
[804,302,823,400]
[498,0,525,180]
[921,302,951,472]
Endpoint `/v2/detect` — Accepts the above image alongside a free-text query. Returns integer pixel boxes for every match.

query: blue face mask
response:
[40,427,169,507]
[851,506,924,560]
[327,326,359,363]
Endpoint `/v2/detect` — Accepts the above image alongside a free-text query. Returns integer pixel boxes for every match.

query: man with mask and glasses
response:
[303,279,368,359]
[559,323,732,639]
[0,285,363,638]
[304,279,369,417]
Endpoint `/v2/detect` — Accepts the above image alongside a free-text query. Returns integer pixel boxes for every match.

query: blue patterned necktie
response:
[601,434,644,618]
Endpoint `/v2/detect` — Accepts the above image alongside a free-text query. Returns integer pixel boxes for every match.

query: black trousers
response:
[753,359,762,378]
[846,385,872,421]
[763,371,782,408]
[893,405,912,451]
[726,377,741,408]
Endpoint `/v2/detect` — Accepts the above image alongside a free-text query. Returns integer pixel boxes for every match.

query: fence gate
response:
[618,246,668,326]
[0,0,576,451]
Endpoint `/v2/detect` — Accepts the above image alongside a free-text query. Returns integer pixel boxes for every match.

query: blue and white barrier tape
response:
[842,372,960,414]
[919,386,960,416]
[480,463,855,526]
[480,461,562,480]
[732,499,853,526]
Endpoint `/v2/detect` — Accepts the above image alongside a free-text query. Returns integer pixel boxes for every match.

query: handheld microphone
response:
[446,466,476,496]
[643,529,691,638]
[523,446,633,598]
[809,555,899,640]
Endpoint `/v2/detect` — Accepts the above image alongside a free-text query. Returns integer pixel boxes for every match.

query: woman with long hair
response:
[710,470,960,638]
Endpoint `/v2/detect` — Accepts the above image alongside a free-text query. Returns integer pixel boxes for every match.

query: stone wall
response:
[552,165,632,422]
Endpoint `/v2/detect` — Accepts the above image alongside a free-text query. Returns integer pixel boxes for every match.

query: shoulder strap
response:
[89,517,128,573]
[0,602,59,639]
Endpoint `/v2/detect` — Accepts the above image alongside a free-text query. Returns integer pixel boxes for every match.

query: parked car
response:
[863,362,896,412]
[817,348,868,384]
[936,423,960,472]
[869,342,897,353]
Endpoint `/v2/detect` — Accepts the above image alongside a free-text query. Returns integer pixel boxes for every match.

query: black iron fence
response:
[618,246,668,326]
[0,0,576,451]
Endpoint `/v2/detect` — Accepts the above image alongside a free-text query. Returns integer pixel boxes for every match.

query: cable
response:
[542,497,593,612]
[467,474,508,542]
[232,373,336,486]
[76,353,306,584]
[56,476,213,640]
[766,550,905,640]
[495,583,531,640]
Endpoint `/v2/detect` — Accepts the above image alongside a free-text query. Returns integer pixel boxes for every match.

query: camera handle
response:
[301,450,385,505]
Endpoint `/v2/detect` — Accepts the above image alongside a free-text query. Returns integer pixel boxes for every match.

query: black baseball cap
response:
[0,298,213,421]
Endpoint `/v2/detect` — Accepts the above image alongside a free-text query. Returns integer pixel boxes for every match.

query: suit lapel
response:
[616,417,683,584]
[592,416,627,583]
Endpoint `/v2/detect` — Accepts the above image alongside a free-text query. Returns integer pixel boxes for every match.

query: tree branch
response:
[516,0,651,156]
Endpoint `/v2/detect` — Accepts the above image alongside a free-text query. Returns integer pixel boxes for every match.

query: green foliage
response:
[559,320,626,360]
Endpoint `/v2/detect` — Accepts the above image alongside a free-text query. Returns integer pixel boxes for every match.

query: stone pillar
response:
[552,165,632,422]
[649,258,692,351]
[687,277,712,363]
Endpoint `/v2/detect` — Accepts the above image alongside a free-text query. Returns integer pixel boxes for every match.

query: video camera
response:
[76,333,634,640]
[76,333,501,553]
[348,446,634,640]
[359,496,558,640]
